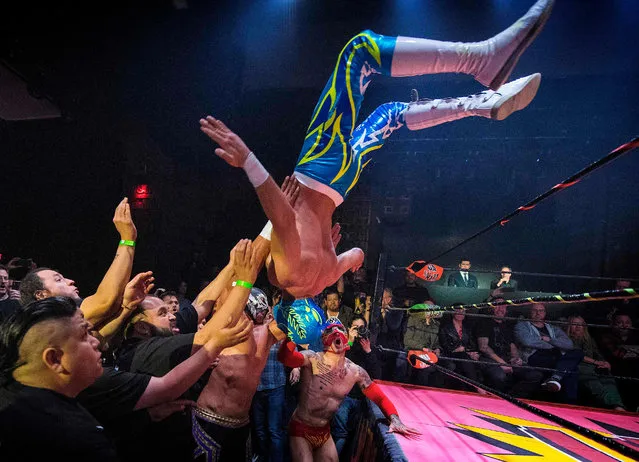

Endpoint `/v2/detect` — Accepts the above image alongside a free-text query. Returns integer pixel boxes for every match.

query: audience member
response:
[393,269,431,308]
[0,265,21,323]
[447,257,478,289]
[323,286,355,328]
[331,316,382,456]
[438,305,482,392]
[514,303,583,403]
[597,310,639,411]
[476,303,542,398]
[252,339,287,462]
[403,300,444,387]
[114,239,265,461]
[19,197,138,330]
[6,256,37,285]
[177,280,193,310]
[0,297,119,461]
[489,266,518,291]
[565,315,625,411]
[374,287,408,382]
[340,267,371,313]
[160,290,180,315]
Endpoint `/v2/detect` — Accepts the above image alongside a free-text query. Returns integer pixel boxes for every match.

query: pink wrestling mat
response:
[375,381,639,461]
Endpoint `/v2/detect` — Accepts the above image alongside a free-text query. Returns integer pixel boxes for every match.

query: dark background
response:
[1,0,638,298]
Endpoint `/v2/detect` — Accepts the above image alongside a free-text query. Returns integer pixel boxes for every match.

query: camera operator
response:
[330,316,381,457]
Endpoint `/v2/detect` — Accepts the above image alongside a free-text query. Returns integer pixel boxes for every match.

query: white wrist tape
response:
[243,151,269,188]
[259,221,273,241]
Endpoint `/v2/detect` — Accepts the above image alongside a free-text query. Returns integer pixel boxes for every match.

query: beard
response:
[150,324,175,337]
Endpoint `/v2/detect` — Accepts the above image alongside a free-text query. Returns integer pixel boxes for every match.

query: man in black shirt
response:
[0,297,119,462]
[393,270,431,309]
[323,287,355,328]
[0,265,21,323]
[114,239,263,461]
[477,303,542,398]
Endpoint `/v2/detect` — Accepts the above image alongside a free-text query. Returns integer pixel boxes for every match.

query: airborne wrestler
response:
[201,0,554,299]
[277,322,419,461]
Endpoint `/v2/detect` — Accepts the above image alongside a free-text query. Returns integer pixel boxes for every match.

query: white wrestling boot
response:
[391,0,554,90]
[403,73,541,130]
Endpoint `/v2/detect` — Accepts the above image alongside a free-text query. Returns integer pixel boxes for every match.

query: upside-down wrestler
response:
[200,0,554,303]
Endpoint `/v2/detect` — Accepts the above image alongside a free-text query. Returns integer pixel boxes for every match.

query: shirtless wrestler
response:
[200,0,554,298]
[277,322,419,461]
[193,261,288,461]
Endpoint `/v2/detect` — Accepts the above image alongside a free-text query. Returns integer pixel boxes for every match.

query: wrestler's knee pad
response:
[274,298,326,351]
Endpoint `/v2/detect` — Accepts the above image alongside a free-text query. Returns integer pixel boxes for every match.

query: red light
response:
[133,184,151,199]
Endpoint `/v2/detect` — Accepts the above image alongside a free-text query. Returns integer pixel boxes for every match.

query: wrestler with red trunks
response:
[278,321,419,461]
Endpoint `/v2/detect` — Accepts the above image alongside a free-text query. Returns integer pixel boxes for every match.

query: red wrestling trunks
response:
[288,417,331,450]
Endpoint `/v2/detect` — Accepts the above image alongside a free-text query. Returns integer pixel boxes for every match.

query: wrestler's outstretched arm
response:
[356,366,421,438]
[199,116,301,260]
[193,239,259,346]
[277,339,318,368]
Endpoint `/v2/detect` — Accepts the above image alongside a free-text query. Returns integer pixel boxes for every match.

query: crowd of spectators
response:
[317,264,639,415]
[1,199,637,462]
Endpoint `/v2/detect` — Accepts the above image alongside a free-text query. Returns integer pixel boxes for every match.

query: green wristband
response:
[234,280,253,289]
[119,239,136,247]
[348,341,354,347]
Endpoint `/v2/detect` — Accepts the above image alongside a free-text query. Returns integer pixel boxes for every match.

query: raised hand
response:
[231,239,260,284]
[359,338,372,353]
[113,197,137,241]
[123,271,155,309]
[199,116,251,167]
[281,175,301,206]
[388,415,421,439]
[206,315,253,351]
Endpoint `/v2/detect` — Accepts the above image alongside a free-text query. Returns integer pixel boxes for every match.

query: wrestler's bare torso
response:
[293,351,370,427]
[197,318,277,419]
[267,184,340,299]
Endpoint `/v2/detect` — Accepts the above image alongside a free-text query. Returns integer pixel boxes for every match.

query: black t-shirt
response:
[392,284,431,307]
[534,324,550,338]
[0,299,21,324]
[476,319,515,360]
[78,367,151,423]
[176,304,199,334]
[113,334,198,462]
[115,333,196,376]
[0,382,119,462]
